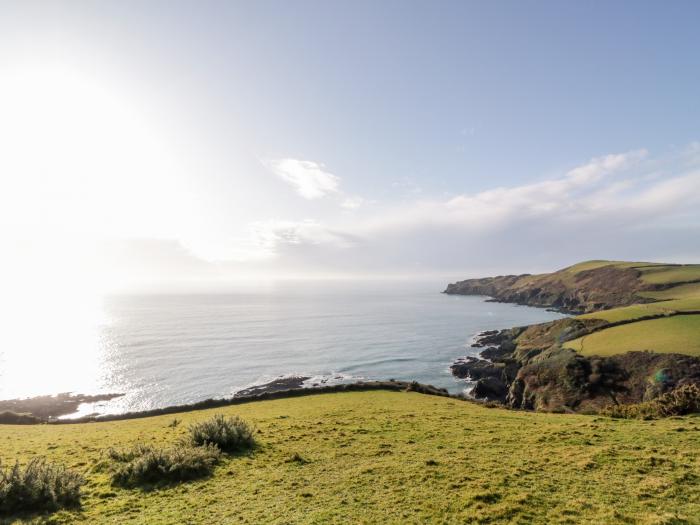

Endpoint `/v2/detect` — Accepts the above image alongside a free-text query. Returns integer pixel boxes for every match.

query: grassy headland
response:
[1,390,699,524]
[446,261,700,412]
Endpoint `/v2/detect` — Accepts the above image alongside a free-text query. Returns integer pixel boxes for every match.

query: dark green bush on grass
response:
[0,411,42,425]
[187,414,256,452]
[107,443,220,487]
[602,383,700,419]
[0,457,84,514]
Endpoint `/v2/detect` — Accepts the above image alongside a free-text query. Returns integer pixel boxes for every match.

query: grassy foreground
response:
[2,391,699,524]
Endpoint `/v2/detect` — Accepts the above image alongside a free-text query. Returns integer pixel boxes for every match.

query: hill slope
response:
[444,260,700,314]
[447,261,700,412]
[1,391,699,524]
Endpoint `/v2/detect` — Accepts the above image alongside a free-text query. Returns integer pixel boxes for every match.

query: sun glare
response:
[0,63,194,245]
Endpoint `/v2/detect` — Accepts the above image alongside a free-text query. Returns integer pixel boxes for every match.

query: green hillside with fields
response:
[447,260,700,413]
[1,391,699,524]
[563,263,700,357]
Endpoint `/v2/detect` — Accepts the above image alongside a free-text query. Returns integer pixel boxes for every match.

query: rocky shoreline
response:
[451,329,523,402]
[0,380,454,425]
[234,376,312,397]
[0,392,124,422]
[451,321,700,412]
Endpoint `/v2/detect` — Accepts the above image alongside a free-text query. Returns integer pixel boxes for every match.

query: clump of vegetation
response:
[601,383,700,419]
[0,457,84,514]
[187,414,255,452]
[107,443,220,487]
[286,452,309,464]
[0,411,42,425]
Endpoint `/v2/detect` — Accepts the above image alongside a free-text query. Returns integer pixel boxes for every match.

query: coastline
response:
[0,380,464,425]
[0,392,124,422]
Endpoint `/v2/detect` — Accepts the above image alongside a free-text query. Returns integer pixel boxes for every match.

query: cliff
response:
[444,260,657,313]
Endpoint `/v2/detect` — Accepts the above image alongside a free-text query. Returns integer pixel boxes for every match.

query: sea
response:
[0,280,565,417]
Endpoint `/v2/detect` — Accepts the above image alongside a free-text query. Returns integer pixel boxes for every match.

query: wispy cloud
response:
[246,146,700,273]
[263,158,340,199]
[340,196,366,210]
[108,145,700,283]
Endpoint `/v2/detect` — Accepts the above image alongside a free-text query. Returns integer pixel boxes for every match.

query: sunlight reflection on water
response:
[0,281,566,415]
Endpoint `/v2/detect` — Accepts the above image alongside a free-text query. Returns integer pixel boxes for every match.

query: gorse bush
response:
[0,457,83,515]
[106,415,255,487]
[654,383,700,416]
[0,411,42,425]
[187,414,256,452]
[601,383,700,419]
[107,443,220,487]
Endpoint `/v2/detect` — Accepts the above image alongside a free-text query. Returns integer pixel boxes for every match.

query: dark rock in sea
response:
[472,376,508,402]
[480,346,511,362]
[0,392,124,420]
[471,328,523,349]
[451,357,504,381]
[234,376,311,397]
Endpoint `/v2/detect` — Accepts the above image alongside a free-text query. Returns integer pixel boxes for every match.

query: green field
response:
[638,265,700,285]
[565,315,700,356]
[568,263,700,355]
[577,303,676,323]
[563,260,669,273]
[640,282,700,301]
[1,391,699,524]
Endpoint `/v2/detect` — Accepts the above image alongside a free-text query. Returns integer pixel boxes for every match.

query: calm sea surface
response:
[0,281,565,416]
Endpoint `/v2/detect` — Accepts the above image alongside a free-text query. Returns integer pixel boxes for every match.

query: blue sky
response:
[1,1,700,289]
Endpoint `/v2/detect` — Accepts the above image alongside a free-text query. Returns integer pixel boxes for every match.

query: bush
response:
[107,443,220,487]
[0,457,83,514]
[0,411,42,425]
[187,414,255,452]
[601,383,700,419]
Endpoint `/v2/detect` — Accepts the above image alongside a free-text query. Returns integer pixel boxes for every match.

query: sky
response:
[1,1,700,292]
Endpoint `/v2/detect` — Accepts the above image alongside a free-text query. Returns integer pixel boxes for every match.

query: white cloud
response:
[565,149,647,185]
[243,147,700,273]
[263,158,340,199]
[69,144,700,284]
[340,196,366,210]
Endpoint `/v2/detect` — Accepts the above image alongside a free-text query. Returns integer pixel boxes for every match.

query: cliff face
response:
[444,264,647,314]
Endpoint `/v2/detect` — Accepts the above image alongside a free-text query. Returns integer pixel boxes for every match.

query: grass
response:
[568,263,700,356]
[565,315,700,356]
[577,303,677,323]
[562,260,659,273]
[0,390,698,524]
[638,265,700,285]
[639,282,700,301]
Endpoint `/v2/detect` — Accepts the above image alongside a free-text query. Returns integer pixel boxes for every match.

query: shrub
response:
[187,414,255,452]
[286,452,309,464]
[601,384,700,419]
[0,457,84,514]
[107,443,220,487]
[654,383,700,416]
[0,411,42,425]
